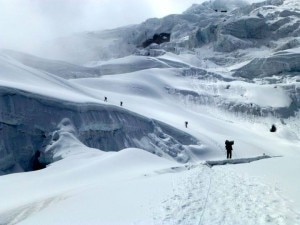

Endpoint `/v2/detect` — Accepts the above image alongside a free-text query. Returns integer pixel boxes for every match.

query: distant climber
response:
[104,97,107,102]
[225,140,234,159]
[120,101,123,107]
[185,121,188,128]
[270,124,277,132]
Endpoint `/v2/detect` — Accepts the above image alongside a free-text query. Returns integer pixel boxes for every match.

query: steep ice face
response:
[0,87,198,174]
[233,50,300,78]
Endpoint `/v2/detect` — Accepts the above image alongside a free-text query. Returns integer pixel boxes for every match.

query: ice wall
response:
[233,51,300,78]
[0,87,198,174]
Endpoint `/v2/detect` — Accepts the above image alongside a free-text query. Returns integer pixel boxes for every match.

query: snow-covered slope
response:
[0,53,201,173]
[1,49,102,79]
[1,0,300,224]
[0,148,299,225]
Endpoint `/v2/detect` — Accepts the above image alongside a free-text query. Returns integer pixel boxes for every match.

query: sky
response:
[0,0,200,52]
[0,0,262,53]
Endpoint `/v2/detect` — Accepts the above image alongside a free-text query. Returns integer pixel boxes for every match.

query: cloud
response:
[0,0,201,50]
[0,1,47,51]
[0,0,263,53]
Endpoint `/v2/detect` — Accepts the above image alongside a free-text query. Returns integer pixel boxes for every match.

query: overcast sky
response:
[0,0,262,52]
[0,0,202,51]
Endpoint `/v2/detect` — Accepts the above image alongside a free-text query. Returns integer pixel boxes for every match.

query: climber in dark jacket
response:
[225,140,234,159]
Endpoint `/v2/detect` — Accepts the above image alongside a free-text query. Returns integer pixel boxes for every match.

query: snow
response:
[0,148,178,225]
[0,53,101,103]
[237,81,292,107]
[1,0,300,224]
[1,48,300,222]
[230,156,300,210]
[205,154,272,167]
[1,149,299,225]
[2,50,300,223]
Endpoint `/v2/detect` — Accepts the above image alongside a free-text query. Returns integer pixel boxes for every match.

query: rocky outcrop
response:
[142,33,171,48]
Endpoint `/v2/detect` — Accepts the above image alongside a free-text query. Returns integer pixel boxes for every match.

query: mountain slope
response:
[37,0,299,64]
[0,53,200,173]
[0,0,300,224]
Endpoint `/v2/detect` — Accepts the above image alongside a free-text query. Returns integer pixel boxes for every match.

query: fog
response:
[0,0,263,53]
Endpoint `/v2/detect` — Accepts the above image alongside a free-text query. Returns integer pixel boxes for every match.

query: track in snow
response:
[156,164,300,225]
[0,195,67,225]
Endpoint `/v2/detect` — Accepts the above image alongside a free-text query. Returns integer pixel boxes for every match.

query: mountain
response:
[39,0,299,63]
[0,0,300,224]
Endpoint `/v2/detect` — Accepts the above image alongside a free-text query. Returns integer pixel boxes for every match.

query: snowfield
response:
[0,149,299,225]
[1,0,300,224]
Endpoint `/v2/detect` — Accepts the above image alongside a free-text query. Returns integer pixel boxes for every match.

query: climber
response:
[185,121,188,128]
[120,101,123,107]
[225,140,234,159]
[270,124,276,132]
[104,96,107,102]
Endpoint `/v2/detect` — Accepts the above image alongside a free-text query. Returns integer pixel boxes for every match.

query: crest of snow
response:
[0,53,100,103]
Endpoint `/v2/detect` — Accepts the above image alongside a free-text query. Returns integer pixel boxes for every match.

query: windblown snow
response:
[1,0,300,224]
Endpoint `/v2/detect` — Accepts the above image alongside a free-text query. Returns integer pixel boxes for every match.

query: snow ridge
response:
[205,154,273,167]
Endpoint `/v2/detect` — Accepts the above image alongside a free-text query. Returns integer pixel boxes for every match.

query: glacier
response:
[0,83,198,173]
[1,0,300,224]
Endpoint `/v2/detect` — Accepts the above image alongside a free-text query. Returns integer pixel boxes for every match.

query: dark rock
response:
[142,33,171,48]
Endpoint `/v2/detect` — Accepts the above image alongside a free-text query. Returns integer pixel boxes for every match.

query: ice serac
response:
[222,17,269,39]
[38,0,296,64]
[0,87,198,174]
[193,15,269,51]
[233,50,300,78]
